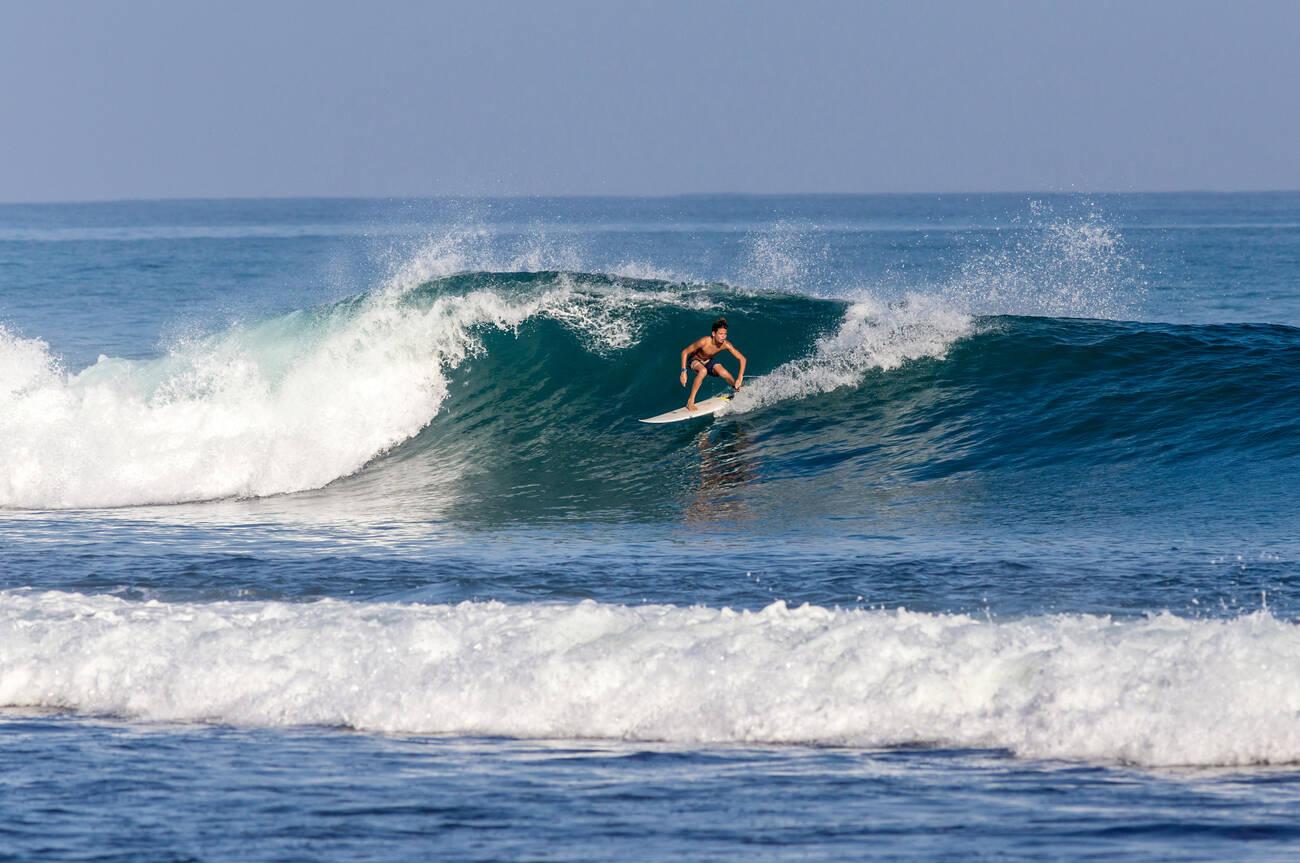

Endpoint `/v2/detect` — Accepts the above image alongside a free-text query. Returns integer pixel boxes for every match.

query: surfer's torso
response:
[690,339,729,364]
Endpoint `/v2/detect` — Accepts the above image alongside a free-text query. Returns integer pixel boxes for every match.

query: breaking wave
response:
[4,590,1299,767]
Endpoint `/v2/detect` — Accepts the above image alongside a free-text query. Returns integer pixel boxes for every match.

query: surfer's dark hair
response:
[712,317,728,332]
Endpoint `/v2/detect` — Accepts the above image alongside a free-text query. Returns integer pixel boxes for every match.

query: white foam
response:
[726,294,971,414]
[3,591,1298,767]
[0,327,61,399]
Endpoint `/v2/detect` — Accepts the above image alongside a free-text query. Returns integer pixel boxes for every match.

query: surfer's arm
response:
[726,343,747,386]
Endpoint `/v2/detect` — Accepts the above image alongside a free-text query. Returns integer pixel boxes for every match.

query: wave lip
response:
[4,591,1300,767]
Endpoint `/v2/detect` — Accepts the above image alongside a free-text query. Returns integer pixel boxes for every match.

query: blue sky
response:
[2,0,1297,201]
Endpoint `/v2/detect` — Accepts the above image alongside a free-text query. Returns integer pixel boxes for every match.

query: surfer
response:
[680,317,746,411]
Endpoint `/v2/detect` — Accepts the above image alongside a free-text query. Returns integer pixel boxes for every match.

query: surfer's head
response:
[711,317,728,343]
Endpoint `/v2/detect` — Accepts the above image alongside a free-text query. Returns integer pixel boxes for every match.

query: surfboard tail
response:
[640,393,733,424]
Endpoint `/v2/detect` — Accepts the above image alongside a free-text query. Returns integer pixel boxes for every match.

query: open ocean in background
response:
[3,193,1300,860]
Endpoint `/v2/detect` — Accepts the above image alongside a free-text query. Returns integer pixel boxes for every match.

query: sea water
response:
[3,194,1300,860]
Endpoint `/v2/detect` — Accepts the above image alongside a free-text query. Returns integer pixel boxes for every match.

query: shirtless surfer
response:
[680,317,746,411]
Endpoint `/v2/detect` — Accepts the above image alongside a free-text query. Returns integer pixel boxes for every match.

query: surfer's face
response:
[713,328,727,344]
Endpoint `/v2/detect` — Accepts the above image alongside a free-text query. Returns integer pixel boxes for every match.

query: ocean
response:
[3,193,1300,860]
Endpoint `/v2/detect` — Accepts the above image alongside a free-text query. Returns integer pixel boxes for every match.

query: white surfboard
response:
[640,392,734,424]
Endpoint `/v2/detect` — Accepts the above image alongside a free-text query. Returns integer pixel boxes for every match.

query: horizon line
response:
[3,189,1300,207]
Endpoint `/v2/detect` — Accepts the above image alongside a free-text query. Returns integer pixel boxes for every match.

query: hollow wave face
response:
[4,590,1300,767]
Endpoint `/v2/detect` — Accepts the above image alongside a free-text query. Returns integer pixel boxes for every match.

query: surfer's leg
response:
[713,365,737,388]
[687,365,708,410]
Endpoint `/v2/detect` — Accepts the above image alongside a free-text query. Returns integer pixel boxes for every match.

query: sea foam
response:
[3,591,1298,767]
[725,293,971,414]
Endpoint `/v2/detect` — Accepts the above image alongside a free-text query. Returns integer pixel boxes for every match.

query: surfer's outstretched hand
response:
[680,370,688,386]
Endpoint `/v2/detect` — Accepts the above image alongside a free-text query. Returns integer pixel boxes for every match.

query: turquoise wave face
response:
[318,271,1300,528]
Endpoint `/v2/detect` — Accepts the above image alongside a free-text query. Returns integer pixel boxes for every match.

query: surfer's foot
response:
[686,403,698,412]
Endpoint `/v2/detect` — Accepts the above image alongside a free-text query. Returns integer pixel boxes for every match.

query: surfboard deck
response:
[640,393,733,424]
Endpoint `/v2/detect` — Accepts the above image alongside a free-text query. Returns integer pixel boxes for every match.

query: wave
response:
[0,271,708,509]
[3,590,1299,767]
[2,246,1298,512]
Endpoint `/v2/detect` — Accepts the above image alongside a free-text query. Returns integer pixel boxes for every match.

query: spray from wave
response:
[728,200,1140,413]
[944,199,1145,320]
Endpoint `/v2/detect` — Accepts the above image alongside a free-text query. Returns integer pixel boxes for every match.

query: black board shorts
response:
[692,356,721,375]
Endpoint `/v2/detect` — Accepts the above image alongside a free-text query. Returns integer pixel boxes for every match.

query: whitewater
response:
[5,591,1300,767]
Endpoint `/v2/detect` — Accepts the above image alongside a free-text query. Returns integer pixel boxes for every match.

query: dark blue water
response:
[3,194,1300,860]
